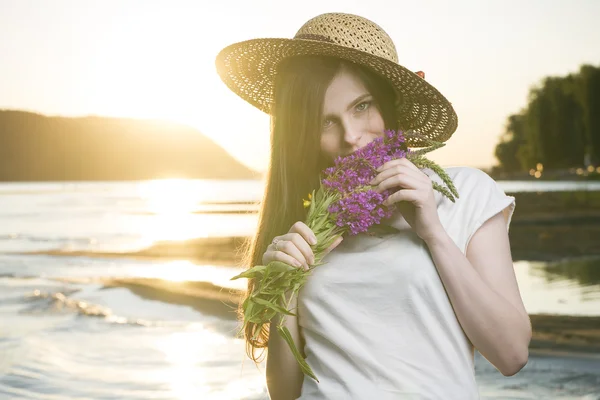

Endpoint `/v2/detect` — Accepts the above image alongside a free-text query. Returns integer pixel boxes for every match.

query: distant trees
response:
[495,64,600,173]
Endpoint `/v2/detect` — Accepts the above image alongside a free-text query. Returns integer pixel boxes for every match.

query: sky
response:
[1,0,599,173]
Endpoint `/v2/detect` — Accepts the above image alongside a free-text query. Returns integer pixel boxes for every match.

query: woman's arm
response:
[425,212,531,376]
[266,290,305,400]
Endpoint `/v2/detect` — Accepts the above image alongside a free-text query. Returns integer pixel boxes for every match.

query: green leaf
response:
[277,325,319,382]
[266,261,296,274]
[244,298,275,324]
[247,309,270,324]
[259,288,286,296]
[230,265,267,280]
[250,322,266,341]
[253,297,297,317]
[244,299,257,322]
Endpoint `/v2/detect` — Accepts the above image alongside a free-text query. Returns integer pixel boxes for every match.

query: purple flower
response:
[328,190,395,235]
[321,129,409,235]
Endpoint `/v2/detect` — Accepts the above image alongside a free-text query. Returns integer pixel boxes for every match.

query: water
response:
[497,180,600,193]
[0,180,599,399]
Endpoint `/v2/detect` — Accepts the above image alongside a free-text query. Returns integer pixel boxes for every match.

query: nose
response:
[342,120,363,149]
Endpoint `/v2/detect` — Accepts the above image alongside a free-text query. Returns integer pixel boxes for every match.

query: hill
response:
[0,110,261,181]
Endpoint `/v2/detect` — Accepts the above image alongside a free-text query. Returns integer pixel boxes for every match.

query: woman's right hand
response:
[262,221,344,271]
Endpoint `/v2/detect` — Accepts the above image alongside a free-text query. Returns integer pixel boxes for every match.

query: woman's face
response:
[320,66,385,161]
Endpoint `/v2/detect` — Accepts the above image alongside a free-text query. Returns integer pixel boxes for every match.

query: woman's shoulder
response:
[430,165,497,196]
[433,166,516,252]
[430,165,511,215]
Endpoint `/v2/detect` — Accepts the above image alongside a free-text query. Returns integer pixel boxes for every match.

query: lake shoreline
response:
[19,188,600,359]
[54,276,600,358]
[15,231,599,265]
[11,189,600,262]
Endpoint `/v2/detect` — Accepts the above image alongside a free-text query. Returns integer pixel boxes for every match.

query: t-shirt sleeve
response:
[459,168,516,253]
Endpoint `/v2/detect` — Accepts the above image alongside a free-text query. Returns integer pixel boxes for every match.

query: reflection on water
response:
[540,256,600,286]
[500,179,600,193]
[0,179,261,255]
[1,180,600,398]
[516,256,600,316]
[129,256,600,317]
[133,259,246,290]
[139,179,210,216]
[154,328,226,399]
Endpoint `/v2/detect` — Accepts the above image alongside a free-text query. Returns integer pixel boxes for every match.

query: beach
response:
[64,275,600,359]
[11,187,600,360]
[1,180,600,399]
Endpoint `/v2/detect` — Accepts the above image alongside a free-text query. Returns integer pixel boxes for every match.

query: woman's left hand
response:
[369,157,444,242]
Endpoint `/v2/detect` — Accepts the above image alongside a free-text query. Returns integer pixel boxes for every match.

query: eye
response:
[355,101,371,112]
[322,118,334,129]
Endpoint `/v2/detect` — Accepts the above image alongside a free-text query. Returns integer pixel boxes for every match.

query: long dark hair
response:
[237,55,401,364]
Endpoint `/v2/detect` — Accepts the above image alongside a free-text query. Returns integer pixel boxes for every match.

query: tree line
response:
[495,64,600,173]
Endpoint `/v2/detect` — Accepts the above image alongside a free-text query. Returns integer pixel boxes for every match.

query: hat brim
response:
[215,37,458,146]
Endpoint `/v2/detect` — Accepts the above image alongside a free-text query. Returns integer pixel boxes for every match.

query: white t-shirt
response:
[296,166,516,400]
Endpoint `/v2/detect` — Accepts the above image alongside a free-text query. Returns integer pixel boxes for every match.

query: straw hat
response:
[215,12,458,146]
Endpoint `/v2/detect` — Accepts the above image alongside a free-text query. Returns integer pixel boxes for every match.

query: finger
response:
[288,232,316,266]
[321,236,343,258]
[372,164,426,190]
[370,165,405,186]
[377,174,421,193]
[266,249,306,270]
[288,221,318,246]
[275,237,311,270]
[375,158,402,173]
[267,237,311,269]
[399,157,421,173]
[376,158,419,174]
[384,188,417,206]
[372,165,418,190]
[287,221,317,265]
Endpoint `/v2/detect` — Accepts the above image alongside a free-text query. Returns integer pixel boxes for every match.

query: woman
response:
[216,12,531,400]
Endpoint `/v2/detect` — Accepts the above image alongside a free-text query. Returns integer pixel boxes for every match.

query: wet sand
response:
[528,314,600,355]
[16,224,600,265]
[17,194,600,263]
[18,236,249,265]
[100,277,243,319]
[84,276,600,358]
[32,190,600,358]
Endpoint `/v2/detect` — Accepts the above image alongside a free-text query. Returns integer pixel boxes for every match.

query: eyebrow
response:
[322,93,372,120]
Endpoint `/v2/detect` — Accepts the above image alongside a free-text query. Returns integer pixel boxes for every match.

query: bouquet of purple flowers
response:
[231,129,459,382]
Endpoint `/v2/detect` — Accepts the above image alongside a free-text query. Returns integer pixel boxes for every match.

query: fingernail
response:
[310,236,317,245]
[294,260,302,268]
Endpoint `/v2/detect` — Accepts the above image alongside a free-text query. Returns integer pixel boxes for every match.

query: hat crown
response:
[294,13,399,63]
